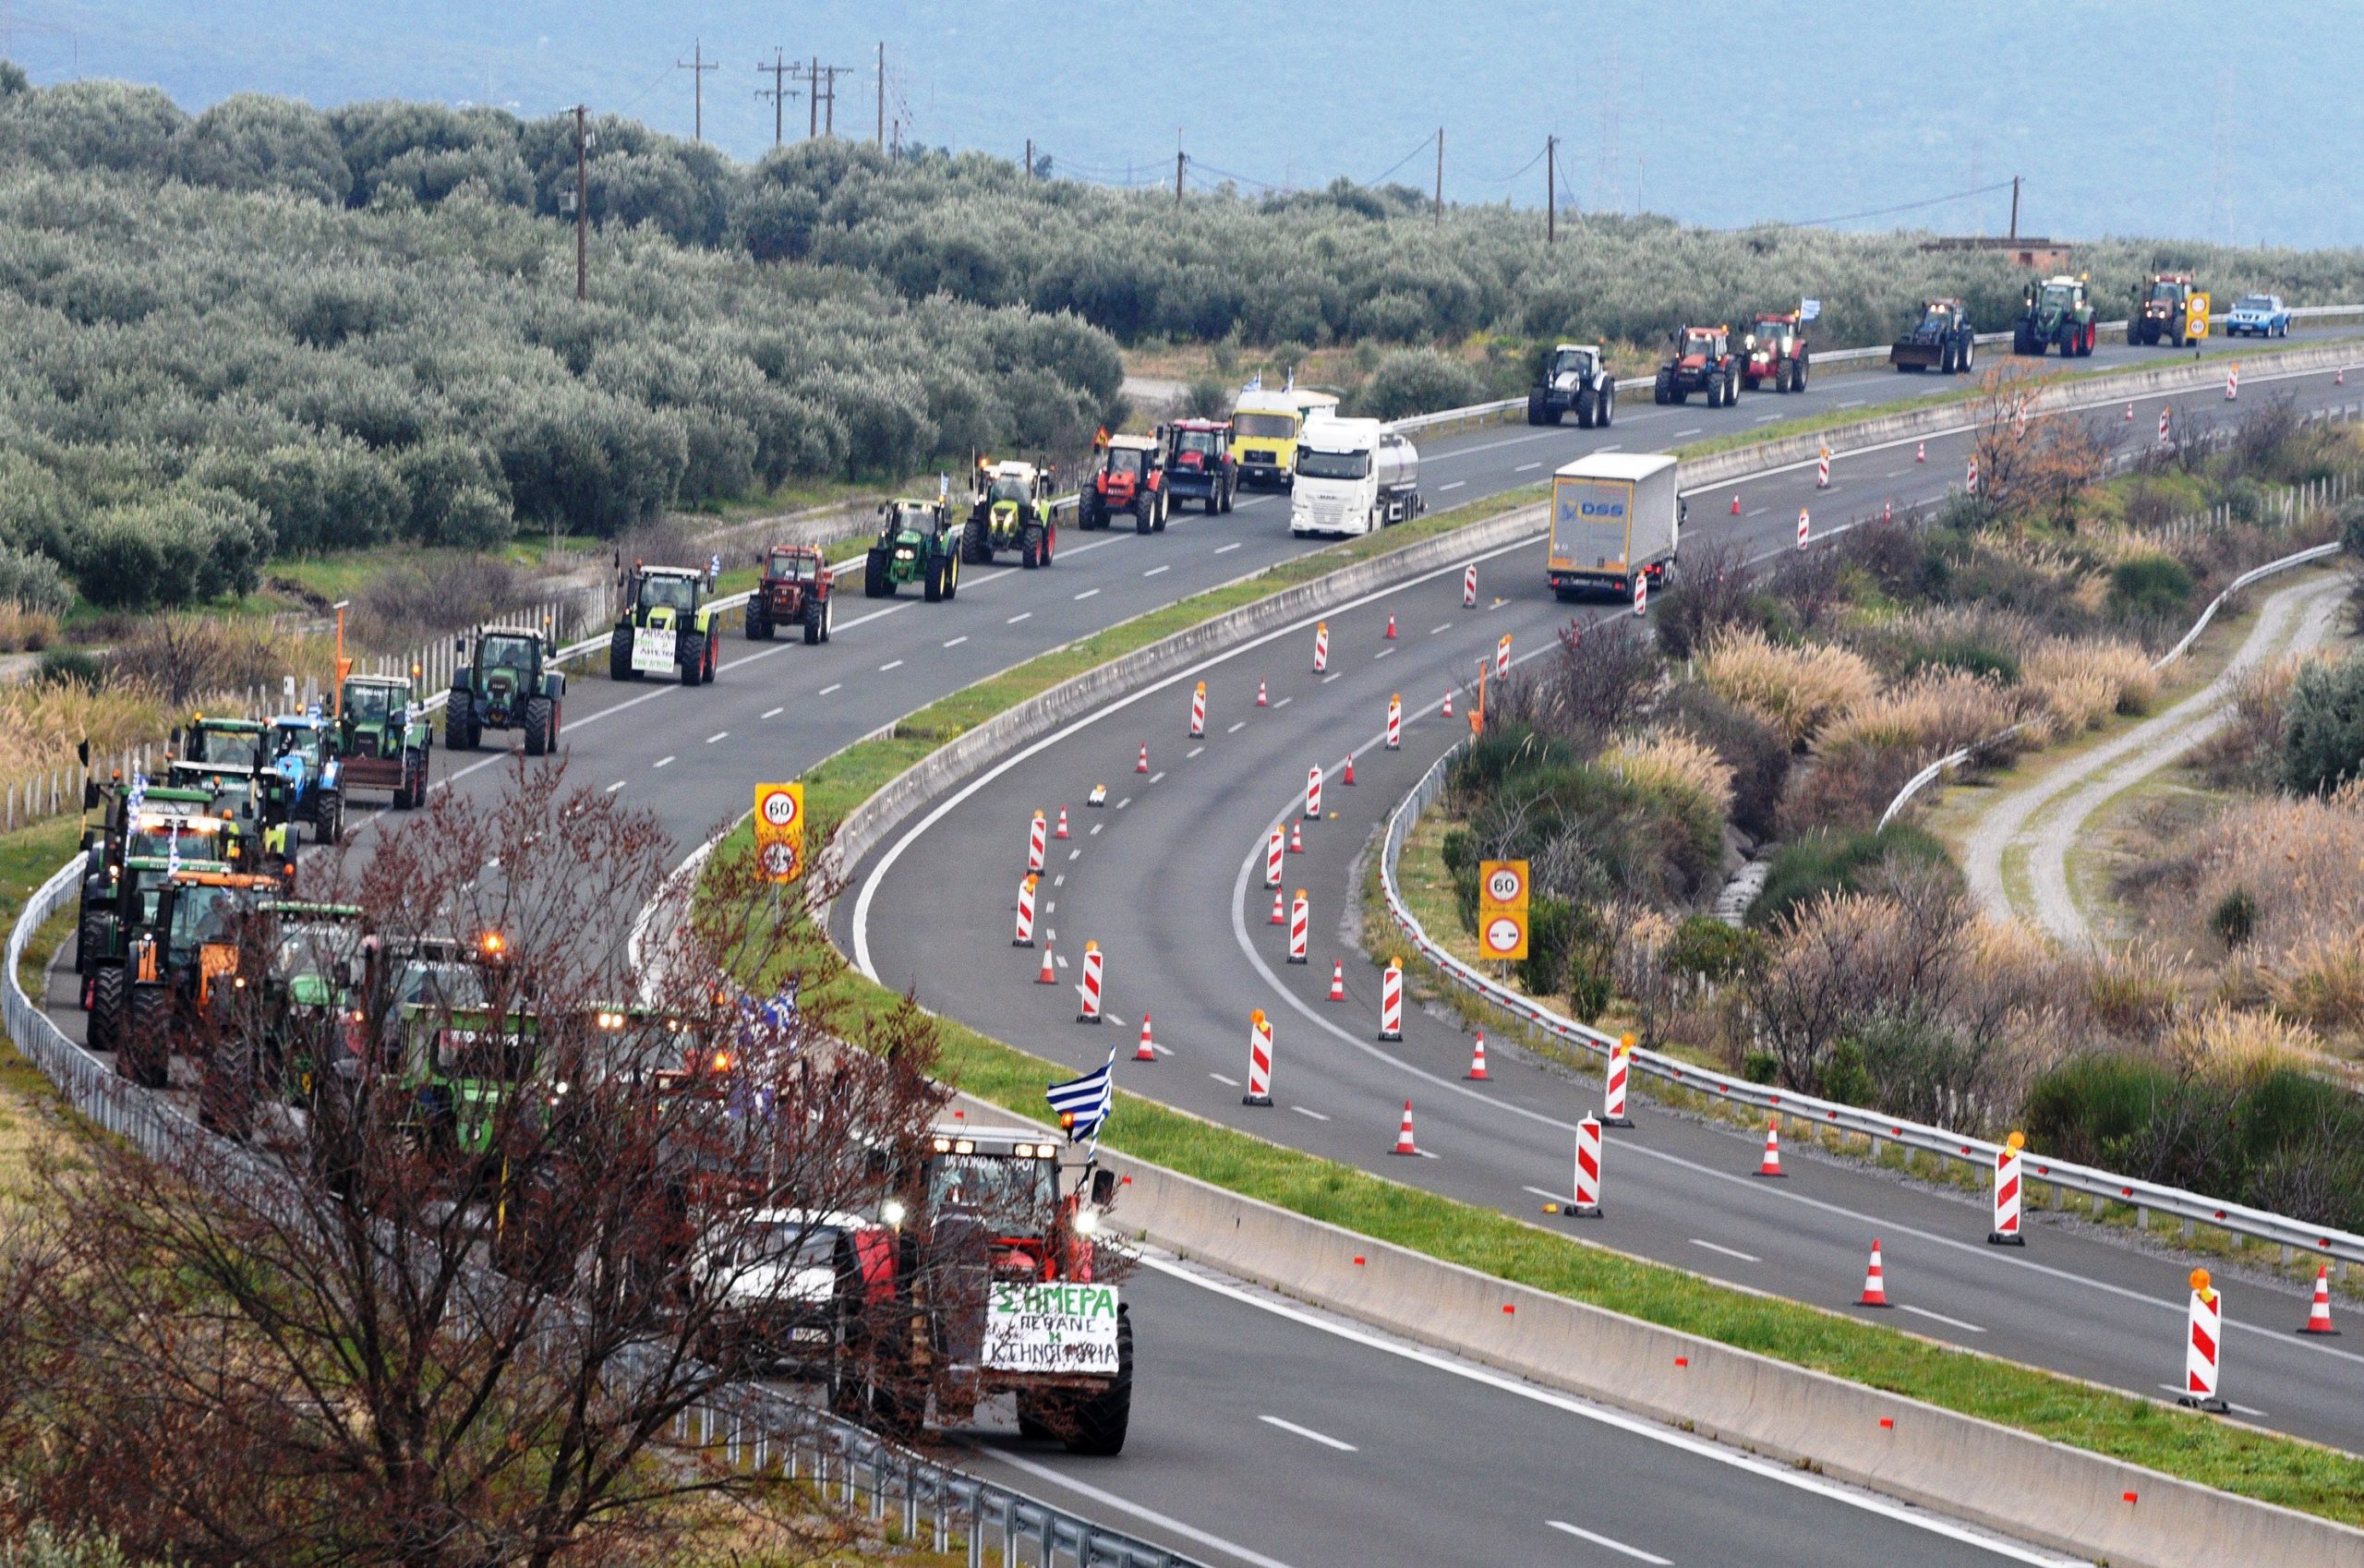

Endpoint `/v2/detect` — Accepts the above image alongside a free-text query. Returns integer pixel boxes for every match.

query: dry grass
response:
[2023,636,2159,731]
[2165,1003,2319,1082]
[1600,731,1734,819]
[2174,785,2364,1039]
[1698,627,1876,747]
[0,678,168,783]
[1815,668,2036,761]
[0,604,58,653]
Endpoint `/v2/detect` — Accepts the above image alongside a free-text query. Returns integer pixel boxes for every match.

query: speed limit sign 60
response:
[1478,860,1527,911]
[754,782,806,885]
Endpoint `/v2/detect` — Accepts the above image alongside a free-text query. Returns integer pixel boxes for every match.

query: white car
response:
[2223,294,2290,338]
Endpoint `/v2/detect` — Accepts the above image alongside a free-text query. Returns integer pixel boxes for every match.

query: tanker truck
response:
[1287,417,1422,538]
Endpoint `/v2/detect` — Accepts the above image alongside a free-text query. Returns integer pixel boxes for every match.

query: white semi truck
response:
[1546,452,1681,600]
[1288,417,1422,538]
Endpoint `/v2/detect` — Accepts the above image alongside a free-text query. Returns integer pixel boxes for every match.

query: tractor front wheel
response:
[445,701,477,751]
[609,627,638,681]
[122,986,169,1089]
[803,594,824,645]
[90,966,124,1055]
[679,632,706,687]
[523,696,554,756]
[745,606,770,641]
[398,749,425,809]
[1135,499,1152,535]
[314,790,343,845]
[864,549,890,598]
[1022,525,1043,570]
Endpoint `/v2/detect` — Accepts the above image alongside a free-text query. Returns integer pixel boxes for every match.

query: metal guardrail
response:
[1379,739,2364,1272]
[2,858,1197,1568]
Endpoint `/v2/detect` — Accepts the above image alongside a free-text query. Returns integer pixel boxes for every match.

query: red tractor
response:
[1653,325,1742,407]
[1160,419,1236,514]
[744,543,835,644]
[1741,312,1811,393]
[1080,433,1170,533]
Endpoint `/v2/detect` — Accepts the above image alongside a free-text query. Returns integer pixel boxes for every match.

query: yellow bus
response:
[1230,386,1340,489]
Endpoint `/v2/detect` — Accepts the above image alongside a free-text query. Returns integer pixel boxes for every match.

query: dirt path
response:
[1962,570,2351,946]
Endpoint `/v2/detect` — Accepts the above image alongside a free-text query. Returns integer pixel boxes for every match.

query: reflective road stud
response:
[1287,889,1309,964]
[2180,1269,2230,1414]
[1013,874,1038,947]
[2301,1265,2341,1335]
[1328,960,1347,1002]
[1305,764,1323,819]
[1244,1010,1273,1105]
[1313,621,1329,671]
[1859,1239,1891,1308]
[1266,826,1285,888]
[1028,811,1047,874]
[1391,1100,1419,1156]
[1989,1129,2026,1245]
[1077,941,1104,1024]
[1386,694,1403,750]
[1463,563,1478,607]
[1189,681,1206,738]
[1465,1031,1489,1080]
[1571,1116,1603,1217]
[1602,1033,1634,1127]
[1379,959,1404,1041]
[1135,1011,1157,1062]
[1755,1120,1787,1177]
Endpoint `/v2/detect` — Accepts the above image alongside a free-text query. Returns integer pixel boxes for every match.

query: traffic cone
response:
[1328,960,1346,1001]
[1391,1100,1419,1156]
[1136,1012,1157,1062]
[1730,492,1741,515]
[1055,806,1070,839]
[1136,744,1149,773]
[2301,1265,2341,1336]
[1289,821,1305,853]
[1755,1120,1787,1177]
[2125,401,2135,421]
[1035,944,1058,985]
[1859,1238,1891,1308]
[1257,680,1269,707]
[1441,688,1454,718]
[1342,754,1357,786]
[1465,1032,1490,1081]
[1914,440,1926,464]
[1385,615,1396,639]
[1269,887,1286,924]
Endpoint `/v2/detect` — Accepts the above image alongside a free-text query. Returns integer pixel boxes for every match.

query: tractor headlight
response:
[1072,1209,1100,1236]
[881,1198,907,1228]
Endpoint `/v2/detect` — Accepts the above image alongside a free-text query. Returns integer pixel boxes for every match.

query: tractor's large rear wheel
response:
[122,986,169,1089]
[90,965,124,1055]
[679,632,706,687]
[803,595,824,645]
[523,696,554,756]
[609,627,634,681]
[744,605,770,641]
[199,1040,257,1139]
[1063,1311,1132,1455]
[314,790,343,845]
[1021,525,1043,570]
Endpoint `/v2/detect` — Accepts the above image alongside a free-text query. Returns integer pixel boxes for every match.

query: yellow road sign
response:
[1480,910,1530,961]
[1478,859,1530,914]
[2187,291,2211,341]
[754,782,805,885]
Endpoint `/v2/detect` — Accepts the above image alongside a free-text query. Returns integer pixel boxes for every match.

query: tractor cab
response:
[254,713,344,846]
[1083,433,1169,531]
[2131,271,2202,346]
[609,566,720,687]
[965,459,1058,569]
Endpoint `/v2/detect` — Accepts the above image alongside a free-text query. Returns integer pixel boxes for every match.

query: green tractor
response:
[332,672,432,810]
[166,715,270,814]
[865,499,962,601]
[73,764,235,993]
[105,866,285,1089]
[2012,274,2097,357]
[197,899,367,1138]
[447,625,565,754]
[609,563,721,686]
[962,459,1059,570]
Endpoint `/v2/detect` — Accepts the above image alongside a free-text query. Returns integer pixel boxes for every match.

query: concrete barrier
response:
[940,1092,2360,1568]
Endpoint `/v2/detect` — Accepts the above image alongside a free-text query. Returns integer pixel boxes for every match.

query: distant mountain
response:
[8,0,2353,247]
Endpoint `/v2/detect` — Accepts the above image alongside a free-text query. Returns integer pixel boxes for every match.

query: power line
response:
[1773,177,2018,230]
[1365,133,1433,187]
[1475,142,1549,186]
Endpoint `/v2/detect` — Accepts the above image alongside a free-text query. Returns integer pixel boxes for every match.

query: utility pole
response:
[876,42,886,147]
[1024,138,1032,178]
[571,104,588,301]
[1546,134,1557,246]
[2008,175,2020,242]
[1433,127,1443,228]
[1175,149,1186,208]
[807,56,820,138]
[814,63,850,135]
[756,49,800,148]
[677,39,718,141]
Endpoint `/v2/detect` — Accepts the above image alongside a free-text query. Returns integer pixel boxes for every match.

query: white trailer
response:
[1288,417,1422,537]
[1546,452,1682,599]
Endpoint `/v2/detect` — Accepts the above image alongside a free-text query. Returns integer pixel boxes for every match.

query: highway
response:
[843,352,2364,1459]
[34,329,2364,1564]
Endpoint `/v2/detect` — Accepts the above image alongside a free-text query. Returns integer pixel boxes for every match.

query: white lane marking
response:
[1548,1522,1671,1565]
[1755,414,1780,423]
[1886,468,1910,478]
[1132,1253,2080,1568]
[1091,824,1104,836]
[818,682,843,696]
[1514,462,1542,473]
[1053,874,1064,887]
[1008,611,1032,624]
[762,706,783,718]
[1116,796,1132,809]
[1745,506,1767,517]
[1689,1238,1762,1264]
[1674,428,1702,437]
[1075,588,1101,601]
[2156,1384,2267,1417]
[1227,720,1247,734]
[1145,564,1171,577]
[1290,1105,1331,1122]
[1321,672,1341,683]
[1523,1185,1573,1205]
[653,755,674,768]
[1258,1414,1357,1453]
[704,730,728,743]
[880,659,904,671]
[1188,745,1205,758]
[1067,849,1080,862]
[1596,443,1622,452]
[1273,696,1291,708]
[1900,1305,1986,1334]
[943,635,969,648]
[1215,542,1243,554]
[1150,771,1167,783]
[1838,398,1866,408]
[1210,1071,1240,1086]
[1439,480,1467,491]
[1374,647,1393,660]
[1043,901,1055,913]
[604,779,626,793]
[1429,623,1451,634]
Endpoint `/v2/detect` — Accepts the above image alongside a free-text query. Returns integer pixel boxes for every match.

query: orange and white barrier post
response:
[1465,1031,1489,1080]
[1013,874,1039,947]
[1287,888,1309,964]
[2180,1269,2230,1413]
[1602,1033,1634,1127]
[1266,826,1285,888]
[2158,405,2171,447]
[1796,507,1809,549]
[1914,440,1926,464]
[1135,1011,1157,1061]
[1495,633,1513,681]
[1988,1130,2026,1246]
[1305,764,1323,820]
[2226,362,2239,401]
[1386,693,1403,750]
[1055,805,1070,839]
[1313,620,1329,671]
[1328,959,1346,1001]
[1391,1100,1419,1155]
[1966,455,1979,494]
[1244,1009,1273,1105]
[1859,1238,1891,1308]
[1632,574,1646,617]
[1815,448,1830,488]
[1463,563,1478,607]
[1027,810,1047,874]
[2301,1265,2341,1336]
[1189,681,1206,738]
[1077,941,1104,1024]
[1379,958,1404,1041]
[1755,1119,1787,1177]
[1571,1116,1603,1217]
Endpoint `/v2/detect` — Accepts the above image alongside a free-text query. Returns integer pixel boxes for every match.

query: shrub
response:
[1697,626,1876,748]
[2339,496,2364,557]
[1748,824,1952,929]
[1666,685,1790,842]
[1814,669,2029,764]
[1651,537,1756,661]
[1598,731,1734,820]
[1663,915,1763,985]
[2106,553,2195,621]
[2280,651,2364,795]
[1182,375,1229,418]
[1355,348,1484,421]
[2209,888,2258,947]
[0,541,73,615]
[1520,894,1573,995]
[2022,636,2158,730]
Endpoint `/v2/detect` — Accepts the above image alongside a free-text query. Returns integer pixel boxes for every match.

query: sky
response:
[5,0,2356,247]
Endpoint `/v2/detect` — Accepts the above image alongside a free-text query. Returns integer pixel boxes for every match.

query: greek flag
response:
[165,820,181,875]
[126,771,146,814]
[1243,372,1262,393]
[1284,367,1295,392]
[1046,1042,1117,1147]
[1800,297,1822,322]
